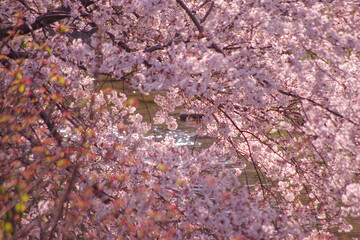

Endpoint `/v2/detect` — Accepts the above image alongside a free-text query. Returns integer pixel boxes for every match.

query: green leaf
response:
[77,99,87,108]
[21,40,28,48]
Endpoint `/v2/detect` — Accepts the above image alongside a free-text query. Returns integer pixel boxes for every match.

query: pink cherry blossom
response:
[1,0,360,239]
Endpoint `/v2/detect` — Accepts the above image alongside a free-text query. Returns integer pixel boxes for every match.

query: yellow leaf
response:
[56,159,71,167]
[45,47,52,54]
[18,84,26,93]
[16,72,22,80]
[4,222,13,232]
[157,163,166,171]
[21,194,29,202]
[0,115,12,123]
[58,77,65,84]
[15,202,26,212]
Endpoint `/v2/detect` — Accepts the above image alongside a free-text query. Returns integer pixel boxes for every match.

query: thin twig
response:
[144,41,172,53]
[200,1,214,23]
[209,43,225,56]
[16,0,39,14]
[197,0,210,10]
[278,89,359,126]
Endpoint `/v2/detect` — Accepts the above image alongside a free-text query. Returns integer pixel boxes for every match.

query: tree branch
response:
[200,1,214,23]
[176,0,204,34]
[39,110,63,145]
[278,89,359,127]
[16,0,39,14]
[209,42,225,56]
[144,41,172,53]
[0,1,94,40]
[48,164,79,240]
[0,8,71,40]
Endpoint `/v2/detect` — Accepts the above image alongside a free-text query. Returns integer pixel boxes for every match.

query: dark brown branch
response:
[197,0,210,10]
[0,8,71,40]
[16,0,39,14]
[176,0,204,34]
[209,43,225,56]
[0,1,94,40]
[48,164,79,240]
[200,1,214,23]
[144,41,172,53]
[176,0,226,56]
[7,49,29,59]
[223,42,251,50]
[80,0,95,7]
[92,184,115,204]
[106,31,132,52]
[39,110,63,145]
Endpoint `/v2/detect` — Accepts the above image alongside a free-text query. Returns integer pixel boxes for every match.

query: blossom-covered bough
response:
[1,0,359,239]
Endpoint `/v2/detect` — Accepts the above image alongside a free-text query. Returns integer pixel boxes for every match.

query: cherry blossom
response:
[1,0,360,239]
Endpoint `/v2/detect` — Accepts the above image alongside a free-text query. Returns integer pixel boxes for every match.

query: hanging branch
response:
[278,89,359,127]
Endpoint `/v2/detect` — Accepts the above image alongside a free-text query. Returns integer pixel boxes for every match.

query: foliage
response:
[1,0,360,239]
